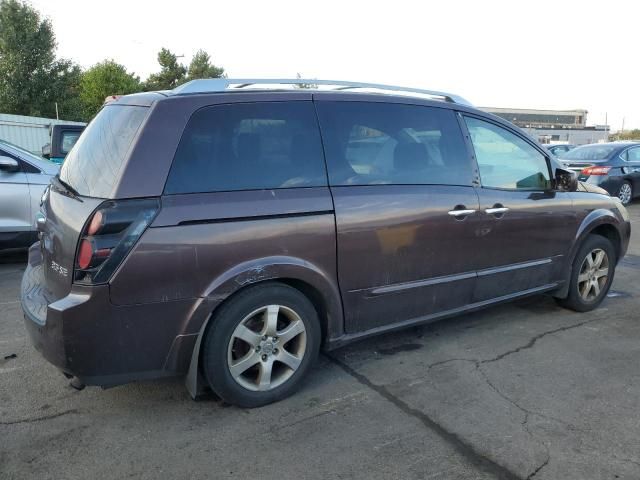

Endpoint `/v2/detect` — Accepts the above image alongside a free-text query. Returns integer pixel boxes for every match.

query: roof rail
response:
[170,78,472,106]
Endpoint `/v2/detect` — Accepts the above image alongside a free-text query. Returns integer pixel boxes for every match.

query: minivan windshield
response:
[60,105,148,198]
[562,144,619,161]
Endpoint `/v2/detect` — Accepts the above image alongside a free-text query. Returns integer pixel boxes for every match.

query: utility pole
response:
[55,102,59,120]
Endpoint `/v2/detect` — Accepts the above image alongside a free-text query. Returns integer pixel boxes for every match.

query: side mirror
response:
[0,156,19,173]
[42,143,51,159]
[555,167,578,192]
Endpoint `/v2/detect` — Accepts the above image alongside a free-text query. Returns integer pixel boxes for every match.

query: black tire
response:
[556,235,616,312]
[617,181,633,206]
[202,282,321,408]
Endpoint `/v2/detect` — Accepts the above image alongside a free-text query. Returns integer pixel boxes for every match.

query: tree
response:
[144,48,186,90]
[187,49,225,80]
[79,60,141,120]
[0,0,82,119]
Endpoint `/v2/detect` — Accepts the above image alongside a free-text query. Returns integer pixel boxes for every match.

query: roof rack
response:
[170,78,472,106]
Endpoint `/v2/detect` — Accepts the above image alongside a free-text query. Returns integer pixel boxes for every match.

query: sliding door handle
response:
[485,207,509,215]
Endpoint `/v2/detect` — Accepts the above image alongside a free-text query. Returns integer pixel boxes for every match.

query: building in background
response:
[481,107,609,145]
[0,113,86,156]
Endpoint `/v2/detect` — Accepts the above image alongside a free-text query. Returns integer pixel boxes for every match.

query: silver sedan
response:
[0,139,59,250]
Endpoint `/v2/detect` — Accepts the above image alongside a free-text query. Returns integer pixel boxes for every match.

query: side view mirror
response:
[0,156,19,173]
[555,167,578,192]
[42,143,51,159]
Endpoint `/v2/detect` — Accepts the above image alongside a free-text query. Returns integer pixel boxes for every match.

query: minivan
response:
[21,79,630,407]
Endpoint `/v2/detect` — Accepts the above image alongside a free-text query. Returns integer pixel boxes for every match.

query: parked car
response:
[21,79,630,407]
[41,124,85,164]
[560,142,640,205]
[546,144,575,157]
[0,139,59,250]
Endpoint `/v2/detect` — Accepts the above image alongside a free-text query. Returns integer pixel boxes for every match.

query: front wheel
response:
[556,235,616,312]
[202,283,321,408]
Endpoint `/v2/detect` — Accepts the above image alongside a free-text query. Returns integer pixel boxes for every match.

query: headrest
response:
[394,142,429,171]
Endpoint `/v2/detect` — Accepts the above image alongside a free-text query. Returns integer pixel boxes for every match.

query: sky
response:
[31,0,640,130]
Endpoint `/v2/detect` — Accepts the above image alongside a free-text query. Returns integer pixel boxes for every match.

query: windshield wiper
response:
[51,174,83,202]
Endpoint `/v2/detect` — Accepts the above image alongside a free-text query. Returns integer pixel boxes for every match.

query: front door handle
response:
[448,209,476,218]
[485,207,509,215]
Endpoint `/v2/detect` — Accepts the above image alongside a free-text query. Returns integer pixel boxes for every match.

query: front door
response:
[315,100,482,334]
[463,115,577,302]
[0,149,31,239]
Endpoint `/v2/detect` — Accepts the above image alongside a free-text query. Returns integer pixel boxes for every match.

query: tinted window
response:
[60,105,148,198]
[465,117,551,190]
[165,102,326,194]
[315,102,472,186]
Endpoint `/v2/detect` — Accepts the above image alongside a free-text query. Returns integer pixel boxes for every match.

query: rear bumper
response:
[21,244,200,387]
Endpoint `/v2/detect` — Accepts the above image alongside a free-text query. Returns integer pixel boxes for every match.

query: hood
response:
[577,181,609,196]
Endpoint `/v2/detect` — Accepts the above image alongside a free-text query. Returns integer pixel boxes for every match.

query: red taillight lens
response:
[77,239,93,269]
[74,198,159,285]
[87,210,103,235]
[581,166,611,176]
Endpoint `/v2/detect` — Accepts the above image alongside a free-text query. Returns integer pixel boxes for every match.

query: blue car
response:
[561,142,640,205]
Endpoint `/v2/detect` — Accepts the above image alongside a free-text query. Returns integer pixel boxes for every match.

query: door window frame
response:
[458,112,554,192]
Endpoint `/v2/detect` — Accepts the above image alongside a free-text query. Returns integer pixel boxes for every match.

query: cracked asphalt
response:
[1,204,640,480]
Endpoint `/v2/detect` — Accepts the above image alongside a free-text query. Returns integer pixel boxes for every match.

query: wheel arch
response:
[553,209,624,299]
[180,256,343,399]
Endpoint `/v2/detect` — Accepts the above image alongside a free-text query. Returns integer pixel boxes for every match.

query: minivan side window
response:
[315,102,473,186]
[465,117,551,190]
[165,102,327,194]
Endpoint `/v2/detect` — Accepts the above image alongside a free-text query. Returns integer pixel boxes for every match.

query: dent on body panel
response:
[110,214,338,306]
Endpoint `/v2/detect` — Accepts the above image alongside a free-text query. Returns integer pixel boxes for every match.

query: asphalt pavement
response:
[1,205,639,480]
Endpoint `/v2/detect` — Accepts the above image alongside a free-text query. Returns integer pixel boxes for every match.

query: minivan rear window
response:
[164,102,327,194]
[60,105,148,198]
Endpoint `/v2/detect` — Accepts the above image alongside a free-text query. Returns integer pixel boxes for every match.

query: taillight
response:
[581,166,611,176]
[74,198,160,284]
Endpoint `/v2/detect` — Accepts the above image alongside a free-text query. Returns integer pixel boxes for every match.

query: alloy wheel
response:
[227,305,307,392]
[618,183,632,205]
[577,248,610,302]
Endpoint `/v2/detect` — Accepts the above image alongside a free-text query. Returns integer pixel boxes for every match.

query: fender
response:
[554,208,626,298]
[172,256,344,399]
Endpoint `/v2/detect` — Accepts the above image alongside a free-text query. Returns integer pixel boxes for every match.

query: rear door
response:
[316,100,481,333]
[463,115,577,302]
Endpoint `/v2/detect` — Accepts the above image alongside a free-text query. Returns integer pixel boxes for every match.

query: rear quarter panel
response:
[108,188,342,339]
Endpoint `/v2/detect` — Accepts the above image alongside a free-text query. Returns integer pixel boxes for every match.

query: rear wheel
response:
[618,181,633,205]
[556,235,616,312]
[202,283,321,408]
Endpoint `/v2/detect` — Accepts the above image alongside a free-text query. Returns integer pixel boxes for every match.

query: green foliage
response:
[0,0,82,119]
[187,49,225,80]
[610,129,640,141]
[79,60,141,120]
[0,1,229,121]
[144,48,187,90]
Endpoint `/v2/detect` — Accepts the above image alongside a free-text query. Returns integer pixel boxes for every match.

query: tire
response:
[202,282,321,408]
[556,235,616,312]
[617,181,633,206]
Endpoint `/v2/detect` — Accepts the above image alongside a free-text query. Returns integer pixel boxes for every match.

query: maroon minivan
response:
[21,79,630,407]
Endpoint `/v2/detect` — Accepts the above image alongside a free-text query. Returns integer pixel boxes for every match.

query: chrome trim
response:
[485,207,509,215]
[171,78,472,105]
[447,209,476,217]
